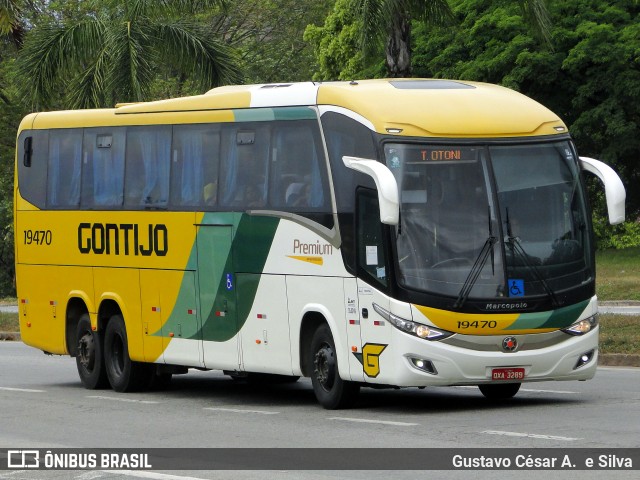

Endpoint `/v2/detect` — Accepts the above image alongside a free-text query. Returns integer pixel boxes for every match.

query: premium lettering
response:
[78,223,168,256]
[293,239,333,255]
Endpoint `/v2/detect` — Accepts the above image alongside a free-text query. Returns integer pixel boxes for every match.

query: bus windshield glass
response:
[385,141,592,300]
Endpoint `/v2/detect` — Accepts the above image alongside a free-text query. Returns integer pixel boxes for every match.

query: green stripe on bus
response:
[233,107,317,123]
[538,299,590,329]
[506,299,590,331]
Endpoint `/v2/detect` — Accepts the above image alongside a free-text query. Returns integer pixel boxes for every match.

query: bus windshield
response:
[385,141,593,301]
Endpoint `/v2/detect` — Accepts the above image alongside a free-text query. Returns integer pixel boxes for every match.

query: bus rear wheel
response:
[104,314,153,392]
[310,324,359,409]
[75,314,109,389]
[479,383,521,400]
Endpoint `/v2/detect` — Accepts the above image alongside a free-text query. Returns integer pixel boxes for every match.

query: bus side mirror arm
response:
[580,157,626,225]
[342,156,399,225]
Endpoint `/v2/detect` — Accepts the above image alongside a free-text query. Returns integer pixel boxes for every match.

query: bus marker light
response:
[169,332,174,338]
[257,314,267,319]
[187,309,195,315]
[92,326,96,331]
[26,322,31,328]
[256,339,261,344]
[151,306,160,312]
[216,311,226,317]
[352,346,358,352]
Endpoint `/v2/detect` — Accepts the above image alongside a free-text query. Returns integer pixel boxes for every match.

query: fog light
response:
[409,357,437,375]
[574,349,595,369]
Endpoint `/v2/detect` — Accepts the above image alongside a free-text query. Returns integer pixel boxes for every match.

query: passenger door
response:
[355,189,392,382]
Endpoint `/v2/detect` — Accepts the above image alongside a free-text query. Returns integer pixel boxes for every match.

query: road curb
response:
[0,332,20,341]
[599,353,640,367]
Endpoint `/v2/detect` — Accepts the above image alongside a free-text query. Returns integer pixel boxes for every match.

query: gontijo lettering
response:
[77,223,168,256]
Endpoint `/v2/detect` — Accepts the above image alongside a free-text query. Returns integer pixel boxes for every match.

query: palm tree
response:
[353,0,552,78]
[16,0,243,109]
[0,0,24,47]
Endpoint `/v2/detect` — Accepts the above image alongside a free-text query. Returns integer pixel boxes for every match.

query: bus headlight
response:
[372,303,453,341]
[562,314,598,336]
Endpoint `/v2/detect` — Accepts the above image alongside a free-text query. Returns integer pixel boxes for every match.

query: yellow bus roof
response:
[25,79,566,138]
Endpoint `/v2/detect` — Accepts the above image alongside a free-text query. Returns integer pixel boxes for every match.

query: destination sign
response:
[418,147,479,162]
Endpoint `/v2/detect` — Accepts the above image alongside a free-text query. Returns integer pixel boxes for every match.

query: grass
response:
[599,314,640,355]
[0,312,18,332]
[596,246,640,301]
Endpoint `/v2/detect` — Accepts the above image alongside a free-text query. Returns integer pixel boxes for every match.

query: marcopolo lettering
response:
[78,223,168,256]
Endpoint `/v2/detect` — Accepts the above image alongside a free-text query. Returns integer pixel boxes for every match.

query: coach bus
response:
[14,79,625,408]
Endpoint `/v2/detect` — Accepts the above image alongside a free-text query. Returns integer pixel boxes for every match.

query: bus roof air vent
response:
[390,80,475,90]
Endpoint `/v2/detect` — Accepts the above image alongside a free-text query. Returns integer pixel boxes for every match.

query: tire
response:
[309,324,359,409]
[479,382,521,400]
[103,314,153,392]
[75,314,109,389]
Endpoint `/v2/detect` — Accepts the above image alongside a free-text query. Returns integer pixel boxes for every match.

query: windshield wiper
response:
[505,208,560,308]
[453,236,497,309]
[454,208,497,309]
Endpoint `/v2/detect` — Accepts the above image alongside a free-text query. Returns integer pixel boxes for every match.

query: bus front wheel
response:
[310,324,359,409]
[479,382,521,400]
[104,314,153,392]
[75,314,109,389]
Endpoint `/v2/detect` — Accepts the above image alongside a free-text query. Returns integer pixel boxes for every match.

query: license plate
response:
[491,367,525,381]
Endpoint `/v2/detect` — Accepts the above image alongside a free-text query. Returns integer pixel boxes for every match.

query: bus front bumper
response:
[368,326,599,387]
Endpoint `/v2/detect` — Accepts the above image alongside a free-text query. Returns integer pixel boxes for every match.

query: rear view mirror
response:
[580,157,625,225]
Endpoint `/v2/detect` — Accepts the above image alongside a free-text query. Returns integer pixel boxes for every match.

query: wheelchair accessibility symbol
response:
[508,279,524,297]
[226,273,234,291]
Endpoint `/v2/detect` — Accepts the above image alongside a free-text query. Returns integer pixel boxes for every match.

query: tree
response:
[221,0,335,84]
[304,0,380,81]
[15,0,243,109]
[0,0,24,46]
[352,0,454,77]
[340,0,551,78]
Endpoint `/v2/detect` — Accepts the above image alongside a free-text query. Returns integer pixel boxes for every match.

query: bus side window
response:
[81,128,125,208]
[220,124,270,209]
[270,121,327,210]
[357,189,388,288]
[171,124,221,209]
[17,130,48,209]
[47,129,83,208]
[125,126,171,208]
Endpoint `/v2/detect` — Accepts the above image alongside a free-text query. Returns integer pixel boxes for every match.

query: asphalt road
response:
[0,342,638,480]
